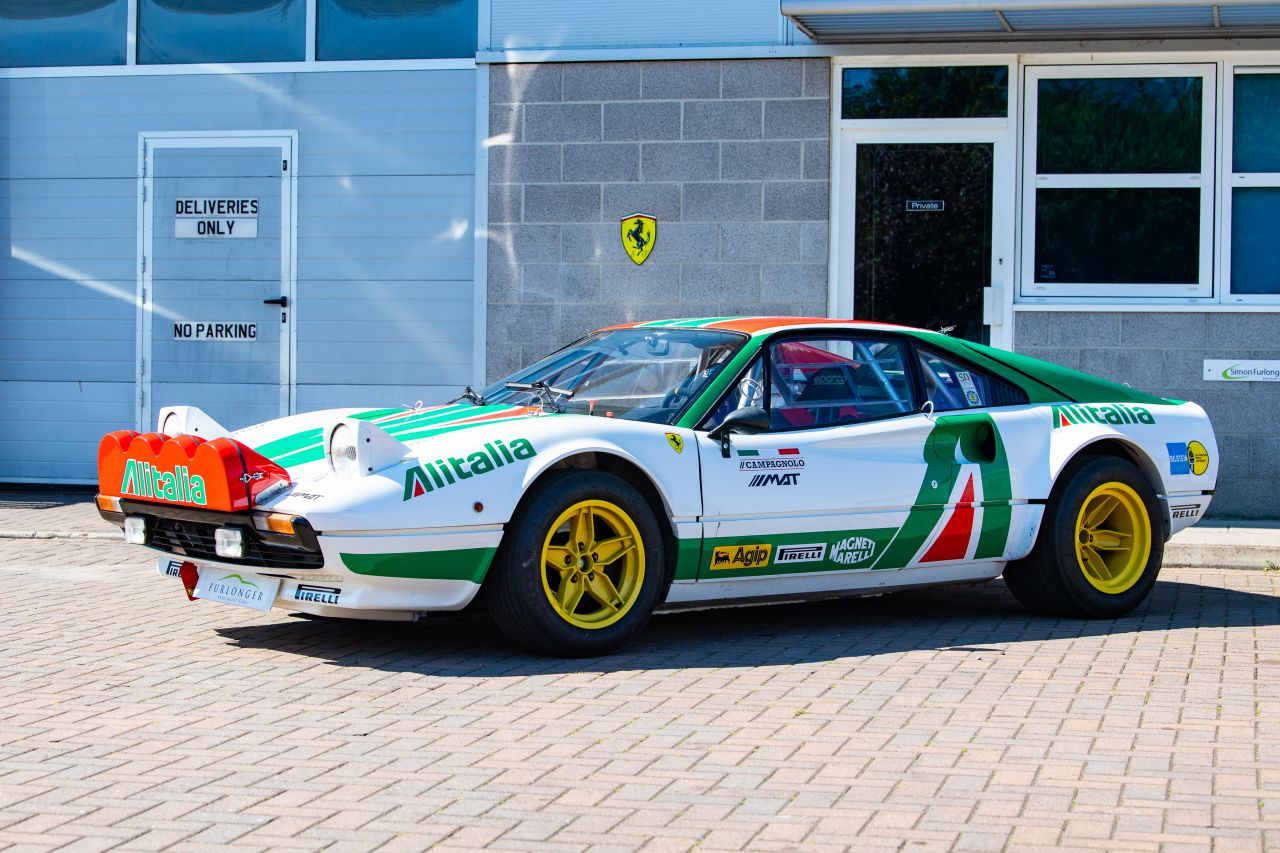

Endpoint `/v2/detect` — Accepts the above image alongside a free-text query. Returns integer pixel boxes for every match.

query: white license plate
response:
[193,569,281,612]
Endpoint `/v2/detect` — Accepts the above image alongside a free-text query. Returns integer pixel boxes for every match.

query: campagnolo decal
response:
[737,447,804,471]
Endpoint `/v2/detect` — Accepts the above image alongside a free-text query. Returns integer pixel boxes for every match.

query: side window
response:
[769,336,914,429]
[916,348,1029,412]
[706,355,765,427]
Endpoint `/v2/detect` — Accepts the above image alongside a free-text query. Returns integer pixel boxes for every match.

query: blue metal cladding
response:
[0,69,477,481]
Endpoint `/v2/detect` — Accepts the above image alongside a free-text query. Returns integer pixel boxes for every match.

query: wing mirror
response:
[708,407,769,458]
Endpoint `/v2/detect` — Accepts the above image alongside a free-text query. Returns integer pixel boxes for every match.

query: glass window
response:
[766,337,914,430]
[1230,188,1280,295]
[481,328,745,426]
[1022,66,1213,298]
[916,349,1027,412]
[138,0,305,65]
[0,0,126,68]
[1036,77,1202,174]
[318,0,477,60]
[842,66,1008,120]
[1233,73,1280,173]
[1229,73,1280,298]
[1034,188,1201,285]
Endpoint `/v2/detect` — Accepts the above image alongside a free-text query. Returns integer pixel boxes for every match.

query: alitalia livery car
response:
[95,317,1217,656]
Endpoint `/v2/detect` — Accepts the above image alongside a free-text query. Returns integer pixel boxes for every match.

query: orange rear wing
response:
[97,431,291,513]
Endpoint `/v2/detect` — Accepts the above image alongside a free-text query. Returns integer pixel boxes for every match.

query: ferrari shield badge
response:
[665,432,684,454]
[621,213,656,265]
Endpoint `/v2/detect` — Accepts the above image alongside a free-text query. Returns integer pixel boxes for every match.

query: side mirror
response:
[708,407,769,458]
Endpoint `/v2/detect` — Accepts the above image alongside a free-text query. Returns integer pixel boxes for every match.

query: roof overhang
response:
[781,0,1280,43]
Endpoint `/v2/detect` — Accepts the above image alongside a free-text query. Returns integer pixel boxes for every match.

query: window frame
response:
[911,342,1030,413]
[1221,65,1280,305]
[699,331,923,434]
[1019,63,1217,300]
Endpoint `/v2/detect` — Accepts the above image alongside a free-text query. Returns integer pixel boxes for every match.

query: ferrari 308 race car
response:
[96,317,1218,656]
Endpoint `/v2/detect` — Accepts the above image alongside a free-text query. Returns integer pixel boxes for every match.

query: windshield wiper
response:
[450,385,487,406]
[504,380,574,414]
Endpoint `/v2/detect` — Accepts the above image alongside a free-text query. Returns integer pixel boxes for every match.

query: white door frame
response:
[136,130,298,432]
[831,124,1016,350]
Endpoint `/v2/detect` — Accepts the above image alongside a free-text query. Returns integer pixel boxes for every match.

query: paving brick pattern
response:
[0,490,114,536]
[1,530,1278,851]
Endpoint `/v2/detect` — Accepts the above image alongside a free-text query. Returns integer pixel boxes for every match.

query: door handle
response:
[263,296,288,307]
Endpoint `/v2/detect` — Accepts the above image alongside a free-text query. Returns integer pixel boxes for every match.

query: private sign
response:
[175,198,258,239]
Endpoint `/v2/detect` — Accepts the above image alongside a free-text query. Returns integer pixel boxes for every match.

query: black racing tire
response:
[1003,455,1164,619]
[487,470,666,656]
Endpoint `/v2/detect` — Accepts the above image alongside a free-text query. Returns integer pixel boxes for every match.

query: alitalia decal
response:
[1052,403,1155,429]
[120,460,207,506]
[403,437,536,501]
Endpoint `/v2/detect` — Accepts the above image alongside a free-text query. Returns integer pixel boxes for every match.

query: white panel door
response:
[140,134,295,432]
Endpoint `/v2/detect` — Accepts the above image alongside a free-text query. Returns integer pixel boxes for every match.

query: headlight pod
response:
[323,418,412,480]
[157,405,230,439]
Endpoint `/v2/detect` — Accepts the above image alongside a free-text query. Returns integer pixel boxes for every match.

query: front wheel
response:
[487,470,665,656]
[1003,455,1164,619]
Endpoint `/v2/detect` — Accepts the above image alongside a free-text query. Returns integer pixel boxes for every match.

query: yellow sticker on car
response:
[665,432,684,454]
[1187,440,1210,476]
[709,544,772,570]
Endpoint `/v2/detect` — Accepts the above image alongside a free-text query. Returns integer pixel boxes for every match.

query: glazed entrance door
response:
[853,143,996,345]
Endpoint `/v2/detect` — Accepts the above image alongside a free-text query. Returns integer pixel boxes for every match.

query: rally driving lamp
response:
[324,418,412,480]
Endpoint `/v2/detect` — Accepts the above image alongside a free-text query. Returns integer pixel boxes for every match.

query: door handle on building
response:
[263,296,288,307]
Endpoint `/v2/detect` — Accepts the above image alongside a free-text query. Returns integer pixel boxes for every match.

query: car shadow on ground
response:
[215,576,1280,675]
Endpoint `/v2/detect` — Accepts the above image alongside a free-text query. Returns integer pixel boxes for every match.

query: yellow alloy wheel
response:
[540,499,646,630]
[1074,481,1152,595]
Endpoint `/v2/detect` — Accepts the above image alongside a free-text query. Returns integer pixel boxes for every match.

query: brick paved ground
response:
[0,528,1277,851]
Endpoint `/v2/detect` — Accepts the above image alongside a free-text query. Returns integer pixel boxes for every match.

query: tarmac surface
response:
[1,489,1278,851]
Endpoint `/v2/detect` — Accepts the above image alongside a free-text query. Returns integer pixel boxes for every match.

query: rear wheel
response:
[488,470,664,656]
[1003,456,1163,618]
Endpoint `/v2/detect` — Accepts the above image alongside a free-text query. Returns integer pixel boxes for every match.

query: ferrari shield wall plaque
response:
[621,213,656,265]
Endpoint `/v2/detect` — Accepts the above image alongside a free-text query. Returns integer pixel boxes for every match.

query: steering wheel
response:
[737,377,764,408]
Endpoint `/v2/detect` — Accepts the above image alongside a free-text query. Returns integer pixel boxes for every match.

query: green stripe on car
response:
[341,547,496,583]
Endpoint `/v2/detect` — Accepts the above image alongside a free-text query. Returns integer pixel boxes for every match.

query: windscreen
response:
[482,328,746,425]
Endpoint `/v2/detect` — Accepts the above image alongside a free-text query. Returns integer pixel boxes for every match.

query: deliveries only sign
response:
[175,198,258,239]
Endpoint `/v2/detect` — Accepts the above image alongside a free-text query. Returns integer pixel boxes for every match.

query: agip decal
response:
[709,544,772,570]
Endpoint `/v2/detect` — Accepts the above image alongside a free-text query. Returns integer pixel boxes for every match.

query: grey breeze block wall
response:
[1015,311,1279,521]
[486,58,832,379]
